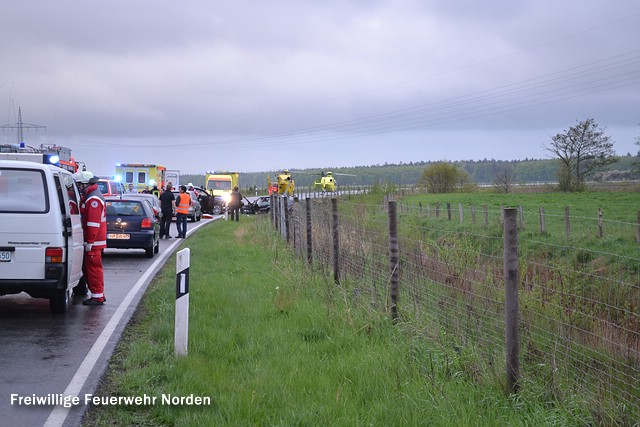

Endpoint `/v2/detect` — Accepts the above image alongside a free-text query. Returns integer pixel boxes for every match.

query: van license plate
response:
[0,251,11,262]
[108,233,130,240]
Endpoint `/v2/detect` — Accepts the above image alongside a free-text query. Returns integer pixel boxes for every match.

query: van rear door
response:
[0,166,57,281]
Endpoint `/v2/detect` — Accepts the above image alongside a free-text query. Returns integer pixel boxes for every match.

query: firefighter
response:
[73,170,107,306]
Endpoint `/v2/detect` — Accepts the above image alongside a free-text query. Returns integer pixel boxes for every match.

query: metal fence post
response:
[504,208,520,393]
[388,201,399,322]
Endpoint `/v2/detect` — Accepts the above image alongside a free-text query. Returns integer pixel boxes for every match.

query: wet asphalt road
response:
[0,218,215,427]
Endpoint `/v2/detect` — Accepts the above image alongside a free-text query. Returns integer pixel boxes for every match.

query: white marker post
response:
[175,248,190,356]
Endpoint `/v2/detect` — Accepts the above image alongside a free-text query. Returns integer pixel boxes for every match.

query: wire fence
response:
[268,194,639,423]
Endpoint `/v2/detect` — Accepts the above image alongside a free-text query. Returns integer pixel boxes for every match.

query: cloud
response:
[1,1,639,173]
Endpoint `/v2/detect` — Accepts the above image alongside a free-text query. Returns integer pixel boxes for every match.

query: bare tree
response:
[493,165,514,193]
[544,118,616,192]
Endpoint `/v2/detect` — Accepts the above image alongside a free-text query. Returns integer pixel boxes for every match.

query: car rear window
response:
[0,168,49,213]
[97,181,109,194]
[105,201,146,216]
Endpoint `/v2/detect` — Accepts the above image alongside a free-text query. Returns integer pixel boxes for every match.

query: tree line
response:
[183,119,639,193]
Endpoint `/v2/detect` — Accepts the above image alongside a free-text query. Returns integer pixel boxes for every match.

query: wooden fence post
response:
[447,202,452,221]
[332,198,340,284]
[388,201,399,322]
[274,196,279,232]
[504,208,520,393]
[597,208,603,238]
[518,206,524,230]
[435,203,440,218]
[293,197,301,256]
[471,205,476,225]
[306,197,312,265]
[637,211,640,244]
[484,204,489,227]
[565,206,570,239]
[459,203,464,224]
[539,206,546,235]
[270,195,275,228]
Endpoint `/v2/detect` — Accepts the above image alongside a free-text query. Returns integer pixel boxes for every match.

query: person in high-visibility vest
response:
[175,185,192,238]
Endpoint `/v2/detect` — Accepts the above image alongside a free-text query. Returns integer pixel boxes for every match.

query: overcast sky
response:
[1,1,639,176]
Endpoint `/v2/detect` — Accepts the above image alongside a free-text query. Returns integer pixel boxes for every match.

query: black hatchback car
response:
[105,198,160,258]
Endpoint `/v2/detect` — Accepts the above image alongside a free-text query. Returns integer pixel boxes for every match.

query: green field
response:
[81,207,635,426]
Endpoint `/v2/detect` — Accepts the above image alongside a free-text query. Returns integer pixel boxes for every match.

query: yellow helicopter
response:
[313,171,356,192]
[267,170,295,196]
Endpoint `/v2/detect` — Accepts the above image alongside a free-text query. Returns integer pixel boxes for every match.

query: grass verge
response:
[83,216,595,426]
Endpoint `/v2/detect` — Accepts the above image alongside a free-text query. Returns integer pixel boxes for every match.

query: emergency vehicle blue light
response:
[44,154,60,165]
[114,175,123,182]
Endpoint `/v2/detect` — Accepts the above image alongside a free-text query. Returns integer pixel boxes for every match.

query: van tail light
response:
[46,247,64,263]
[141,218,153,229]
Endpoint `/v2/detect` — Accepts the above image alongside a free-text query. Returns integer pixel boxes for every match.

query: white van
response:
[0,160,84,313]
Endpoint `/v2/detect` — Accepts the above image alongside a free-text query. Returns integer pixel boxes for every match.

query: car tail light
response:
[46,247,64,263]
[141,218,153,229]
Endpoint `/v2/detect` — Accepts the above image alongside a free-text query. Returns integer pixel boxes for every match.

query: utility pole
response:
[1,107,46,147]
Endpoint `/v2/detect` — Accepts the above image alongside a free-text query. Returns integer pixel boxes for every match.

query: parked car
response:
[97,178,125,196]
[104,198,160,258]
[171,190,202,222]
[0,160,84,313]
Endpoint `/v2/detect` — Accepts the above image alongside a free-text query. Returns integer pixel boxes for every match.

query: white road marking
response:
[44,219,215,427]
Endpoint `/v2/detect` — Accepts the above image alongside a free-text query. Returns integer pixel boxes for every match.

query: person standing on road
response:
[159,183,176,239]
[228,186,242,221]
[175,185,191,238]
[73,170,107,306]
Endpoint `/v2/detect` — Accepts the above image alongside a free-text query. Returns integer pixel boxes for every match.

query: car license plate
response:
[0,251,11,262]
[108,233,130,240]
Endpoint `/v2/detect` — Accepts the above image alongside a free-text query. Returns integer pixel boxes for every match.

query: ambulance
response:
[114,163,166,193]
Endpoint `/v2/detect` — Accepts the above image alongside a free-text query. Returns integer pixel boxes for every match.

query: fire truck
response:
[114,163,166,192]
[205,171,239,203]
[0,143,80,172]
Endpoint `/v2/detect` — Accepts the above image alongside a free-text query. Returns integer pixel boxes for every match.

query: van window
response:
[0,168,49,213]
[137,172,146,185]
[125,171,134,184]
[54,175,67,214]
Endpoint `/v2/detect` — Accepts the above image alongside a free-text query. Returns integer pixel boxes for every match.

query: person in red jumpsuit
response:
[73,171,107,306]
